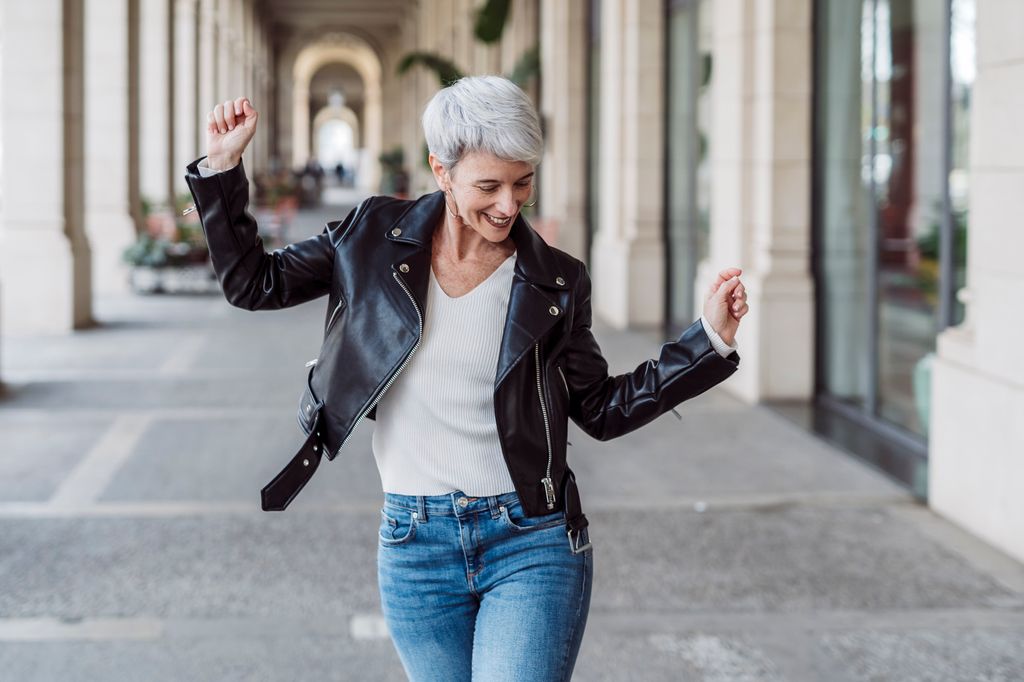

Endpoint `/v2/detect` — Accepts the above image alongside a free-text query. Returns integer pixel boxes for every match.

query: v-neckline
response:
[430,253,516,301]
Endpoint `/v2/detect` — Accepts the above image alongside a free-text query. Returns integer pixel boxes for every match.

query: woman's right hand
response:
[205,96,258,171]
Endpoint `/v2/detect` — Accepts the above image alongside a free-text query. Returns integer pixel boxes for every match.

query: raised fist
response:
[206,96,258,170]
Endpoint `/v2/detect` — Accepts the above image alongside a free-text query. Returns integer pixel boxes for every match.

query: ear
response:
[428,153,449,192]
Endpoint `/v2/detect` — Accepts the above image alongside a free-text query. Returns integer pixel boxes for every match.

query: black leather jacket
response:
[185,157,740,542]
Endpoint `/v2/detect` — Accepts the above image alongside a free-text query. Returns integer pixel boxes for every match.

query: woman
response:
[186,76,748,681]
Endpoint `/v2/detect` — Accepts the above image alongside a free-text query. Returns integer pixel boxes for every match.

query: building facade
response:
[0,0,1020,563]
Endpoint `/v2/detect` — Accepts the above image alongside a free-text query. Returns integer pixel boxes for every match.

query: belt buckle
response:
[567,527,592,555]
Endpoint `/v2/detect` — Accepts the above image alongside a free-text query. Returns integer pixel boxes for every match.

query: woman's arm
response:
[560,262,742,441]
[185,157,359,310]
[185,95,362,311]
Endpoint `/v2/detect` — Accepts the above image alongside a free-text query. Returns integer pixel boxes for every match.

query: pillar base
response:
[930,327,1024,565]
[86,210,137,295]
[0,228,92,334]
[696,260,814,403]
[591,233,664,329]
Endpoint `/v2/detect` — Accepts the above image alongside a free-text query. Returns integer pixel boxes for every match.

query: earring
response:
[444,189,461,219]
[523,197,538,208]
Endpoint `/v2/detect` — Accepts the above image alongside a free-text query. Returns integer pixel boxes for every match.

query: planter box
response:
[129,263,220,295]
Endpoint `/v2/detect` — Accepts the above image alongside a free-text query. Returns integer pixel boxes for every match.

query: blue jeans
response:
[376,489,593,681]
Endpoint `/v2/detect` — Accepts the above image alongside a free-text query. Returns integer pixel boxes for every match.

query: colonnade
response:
[0,0,273,341]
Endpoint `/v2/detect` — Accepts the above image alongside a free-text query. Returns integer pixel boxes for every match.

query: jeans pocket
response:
[379,507,418,546]
[499,500,566,533]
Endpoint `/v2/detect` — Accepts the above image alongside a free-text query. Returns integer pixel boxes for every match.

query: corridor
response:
[1,202,1022,680]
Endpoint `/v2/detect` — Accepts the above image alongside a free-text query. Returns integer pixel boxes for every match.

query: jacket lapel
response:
[382,190,573,387]
[494,212,572,388]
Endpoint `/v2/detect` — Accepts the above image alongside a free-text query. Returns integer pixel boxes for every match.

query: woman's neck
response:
[432,214,514,264]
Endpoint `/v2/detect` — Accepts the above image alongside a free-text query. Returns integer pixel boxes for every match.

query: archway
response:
[313,104,361,184]
[292,34,382,191]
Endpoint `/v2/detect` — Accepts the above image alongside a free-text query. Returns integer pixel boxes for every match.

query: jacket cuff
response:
[699,315,739,358]
[197,157,238,177]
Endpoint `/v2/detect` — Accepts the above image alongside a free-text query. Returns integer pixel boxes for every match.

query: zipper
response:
[556,364,570,398]
[535,343,556,509]
[334,270,424,455]
[325,299,345,335]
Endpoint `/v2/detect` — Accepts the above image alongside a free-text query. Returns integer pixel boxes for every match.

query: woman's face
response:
[431,150,535,244]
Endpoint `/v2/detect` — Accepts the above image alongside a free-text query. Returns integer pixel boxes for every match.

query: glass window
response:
[815,0,973,440]
[665,0,712,333]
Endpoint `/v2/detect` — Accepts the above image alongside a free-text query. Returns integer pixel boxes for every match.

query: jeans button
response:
[457,496,469,507]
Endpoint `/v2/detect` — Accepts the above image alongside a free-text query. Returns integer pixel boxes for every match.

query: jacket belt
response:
[261,414,323,511]
[562,469,589,533]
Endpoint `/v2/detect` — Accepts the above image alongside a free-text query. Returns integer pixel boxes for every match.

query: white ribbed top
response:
[371,253,518,496]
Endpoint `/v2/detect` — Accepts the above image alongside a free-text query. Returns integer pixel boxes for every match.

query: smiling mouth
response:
[482,213,512,228]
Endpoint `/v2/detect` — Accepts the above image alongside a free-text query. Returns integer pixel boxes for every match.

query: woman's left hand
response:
[702,267,749,346]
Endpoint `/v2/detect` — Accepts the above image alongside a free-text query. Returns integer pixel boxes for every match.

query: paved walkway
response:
[1,200,1023,681]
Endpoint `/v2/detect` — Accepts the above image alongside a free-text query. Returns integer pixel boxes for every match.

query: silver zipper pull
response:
[182,204,196,216]
[542,477,556,509]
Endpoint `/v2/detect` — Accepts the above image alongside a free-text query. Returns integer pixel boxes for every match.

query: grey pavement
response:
[1,202,1023,681]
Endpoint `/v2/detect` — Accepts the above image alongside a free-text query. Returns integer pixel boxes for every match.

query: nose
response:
[495,189,518,216]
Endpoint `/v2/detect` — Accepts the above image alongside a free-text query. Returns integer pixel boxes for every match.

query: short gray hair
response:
[422,75,544,171]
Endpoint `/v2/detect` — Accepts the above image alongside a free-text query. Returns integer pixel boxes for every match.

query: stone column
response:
[216,0,232,101]
[0,0,92,333]
[140,0,174,210]
[198,0,217,131]
[239,0,254,173]
[538,0,587,259]
[591,0,665,328]
[174,0,198,193]
[253,17,269,173]
[85,0,141,294]
[292,81,310,168]
[930,0,1024,564]
[695,0,815,401]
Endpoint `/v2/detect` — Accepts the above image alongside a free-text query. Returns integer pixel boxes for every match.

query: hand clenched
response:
[205,96,258,171]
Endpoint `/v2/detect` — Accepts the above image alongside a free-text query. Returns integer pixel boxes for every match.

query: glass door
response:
[665,0,712,334]
[814,0,974,492]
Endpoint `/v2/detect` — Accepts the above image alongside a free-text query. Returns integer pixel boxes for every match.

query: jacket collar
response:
[384,190,570,292]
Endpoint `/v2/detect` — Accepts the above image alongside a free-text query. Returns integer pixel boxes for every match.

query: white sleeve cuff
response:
[700,315,738,358]
[197,158,237,177]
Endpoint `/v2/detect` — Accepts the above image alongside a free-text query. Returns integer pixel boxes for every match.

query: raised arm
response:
[559,262,744,441]
[184,96,347,311]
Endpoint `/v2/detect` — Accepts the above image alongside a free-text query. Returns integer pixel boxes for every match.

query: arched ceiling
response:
[263,0,416,39]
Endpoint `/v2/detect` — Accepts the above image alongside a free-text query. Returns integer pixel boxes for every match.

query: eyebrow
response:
[475,172,535,184]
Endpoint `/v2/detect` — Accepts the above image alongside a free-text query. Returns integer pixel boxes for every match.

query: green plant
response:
[379,146,410,195]
[397,1,541,92]
[474,0,511,43]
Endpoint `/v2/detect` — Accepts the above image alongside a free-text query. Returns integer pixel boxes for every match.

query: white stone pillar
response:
[85,0,141,294]
[696,0,815,401]
[140,0,174,210]
[174,0,198,193]
[238,0,254,173]
[538,0,587,259]
[292,82,310,168]
[0,0,92,333]
[930,0,1024,564]
[216,0,232,100]
[198,0,217,128]
[591,0,665,328]
[253,16,268,173]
